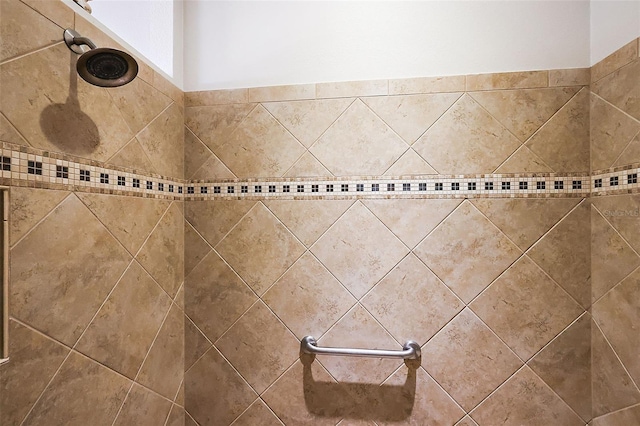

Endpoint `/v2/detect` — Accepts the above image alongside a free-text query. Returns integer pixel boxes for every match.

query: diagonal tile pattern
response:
[311,202,409,299]
[413,94,521,174]
[216,203,306,296]
[471,256,584,360]
[423,308,522,411]
[215,301,300,394]
[362,254,463,345]
[470,366,584,426]
[213,105,306,178]
[317,305,403,384]
[415,201,521,303]
[10,195,132,346]
[263,98,353,147]
[263,252,357,340]
[470,87,578,141]
[361,93,462,144]
[310,99,409,175]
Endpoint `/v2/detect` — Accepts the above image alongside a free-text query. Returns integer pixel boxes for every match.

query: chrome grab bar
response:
[300,336,421,360]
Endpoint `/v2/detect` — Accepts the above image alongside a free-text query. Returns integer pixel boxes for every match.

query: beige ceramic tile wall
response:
[589,38,640,425]
[182,50,598,424]
[0,1,185,425]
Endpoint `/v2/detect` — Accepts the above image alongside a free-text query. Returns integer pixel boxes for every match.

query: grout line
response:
[593,317,640,394]
[0,41,65,66]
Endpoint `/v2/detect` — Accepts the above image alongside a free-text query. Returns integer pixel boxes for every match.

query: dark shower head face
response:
[76,48,139,88]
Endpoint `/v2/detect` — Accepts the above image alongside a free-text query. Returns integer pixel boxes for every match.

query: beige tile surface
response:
[389,75,466,95]
[23,351,131,426]
[470,366,583,426]
[265,199,353,247]
[136,203,184,298]
[528,201,591,307]
[184,104,255,153]
[11,195,132,346]
[470,87,578,141]
[613,133,640,167]
[591,195,640,253]
[466,71,548,91]
[493,145,553,173]
[166,405,186,426]
[10,187,69,246]
[186,89,248,106]
[362,93,462,144]
[413,94,521,174]
[318,305,403,384]
[75,261,172,379]
[216,203,305,295]
[216,301,300,393]
[415,201,521,303]
[0,0,62,62]
[191,153,236,181]
[311,202,409,299]
[591,39,638,83]
[423,308,522,411]
[383,149,438,175]
[591,323,640,417]
[263,98,353,148]
[593,58,640,121]
[0,320,70,426]
[263,252,356,339]
[0,112,28,146]
[526,88,590,172]
[471,198,579,251]
[107,77,172,135]
[113,383,173,426]
[455,416,479,426]
[78,193,171,255]
[590,93,640,170]
[471,256,584,360]
[262,360,342,426]
[591,207,640,302]
[592,404,640,426]
[231,399,283,426]
[108,139,157,174]
[376,366,465,425]
[249,84,315,102]
[528,314,592,422]
[184,221,212,278]
[214,105,306,178]
[316,80,388,98]
[185,251,256,342]
[136,103,184,178]
[21,0,75,29]
[310,99,408,176]
[549,68,590,87]
[185,317,212,371]
[185,200,256,248]
[152,71,184,107]
[362,254,463,345]
[593,267,640,386]
[184,348,257,426]
[137,305,185,400]
[283,151,333,177]
[184,127,212,179]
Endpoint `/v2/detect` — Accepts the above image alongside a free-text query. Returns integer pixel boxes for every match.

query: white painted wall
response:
[590,0,640,64]
[183,1,590,91]
[90,0,183,87]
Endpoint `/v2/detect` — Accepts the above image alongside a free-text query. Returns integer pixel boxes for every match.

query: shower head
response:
[63,29,138,88]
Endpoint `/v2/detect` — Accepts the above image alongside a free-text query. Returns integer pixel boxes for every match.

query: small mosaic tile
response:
[2,141,637,200]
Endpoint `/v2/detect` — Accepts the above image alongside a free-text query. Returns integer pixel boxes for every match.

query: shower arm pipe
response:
[301,336,421,360]
[68,36,96,50]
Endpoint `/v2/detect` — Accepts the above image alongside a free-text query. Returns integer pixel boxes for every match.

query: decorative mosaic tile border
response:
[0,143,183,200]
[185,175,591,200]
[3,142,640,199]
[592,165,640,196]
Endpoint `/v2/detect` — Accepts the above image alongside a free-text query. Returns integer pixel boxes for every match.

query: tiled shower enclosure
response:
[1,1,640,425]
